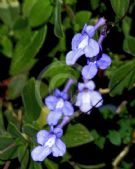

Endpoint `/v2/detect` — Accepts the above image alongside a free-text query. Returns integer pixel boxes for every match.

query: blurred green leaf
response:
[10,26,47,75]
[110,0,129,19]
[22,123,38,138]
[108,130,121,146]
[0,133,17,160]
[29,160,42,169]
[23,0,37,16]
[18,144,29,169]
[99,105,116,119]
[25,0,53,27]
[65,0,77,5]
[91,130,105,149]
[36,107,49,128]
[90,0,100,10]
[43,60,79,90]
[44,60,79,78]
[122,17,132,35]
[0,36,13,58]
[44,159,59,169]
[6,74,27,100]
[0,110,5,133]
[22,78,41,122]
[123,35,135,56]
[75,10,91,29]
[109,60,135,96]
[7,122,25,141]
[62,123,93,148]
[54,0,63,37]
[0,0,20,27]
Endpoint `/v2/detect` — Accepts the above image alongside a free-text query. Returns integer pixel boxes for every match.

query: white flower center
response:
[82,91,91,104]
[56,98,64,109]
[45,135,56,148]
[78,36,88,49]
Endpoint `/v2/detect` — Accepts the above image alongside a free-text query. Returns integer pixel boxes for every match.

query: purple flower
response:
[66,25,99,65]
[82,53,112,80]
[31,128,66,162]
[66,18,106,66]
[75,80,103,113]
[45,89,74,126]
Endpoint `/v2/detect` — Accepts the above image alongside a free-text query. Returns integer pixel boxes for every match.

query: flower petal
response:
[82,62,98,80]
[84,25,95,37]
[91,91,103,108]
[60,92,68,100]
[37,130,49,145]
[78,35,89,49]
[62,101,74,116]
[78,82,85,91]
[31,146,51,162]
[52,139,66,157]
[84,39,99,58]
[96,53,112,69]
[76,91,92,113]
[85,80,95,90]
[54,89,61,97]
[71,33,82,50]
[53,128,63,138]
[47,111,62,126]
[45,96,57,110]
[66,49,84,65]
[75,92,82,107]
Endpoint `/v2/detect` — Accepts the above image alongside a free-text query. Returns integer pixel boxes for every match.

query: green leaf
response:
[91,130,105,149]
[75,10,91,28]
[44,159,59,169]
[44,60,79,78]
[123,35,135,56]
[108,130,121,146]
[122,17,132,35]
[0,0,20,28]
[18,144,29,169]
[28,0,52,27]
[22,123,38,138]
[23,0,37,16]
[0,110,5,133]
[6,74,27,100]
[10,26,47,75]
[90,0,100,10]
[22,78,41,122]
[7,122,25,141]
[110,0,129,19]
[42,60,79,91]
[0,36,13,58]
[0,134,17,160]
[36,107,49,128]
[54,0,63,38]
[62,123,93,148]
[65,0,77,5]
[29,160,42,169]
[109,60,135,96]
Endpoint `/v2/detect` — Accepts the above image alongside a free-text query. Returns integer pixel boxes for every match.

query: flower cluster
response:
[31,17,112,162]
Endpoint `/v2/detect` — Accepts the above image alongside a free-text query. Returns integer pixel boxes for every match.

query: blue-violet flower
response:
[75,80,103,113]
[82,53,112,80]
[66,18,106,65]
[31,128,66,162]
[45,89,74,126]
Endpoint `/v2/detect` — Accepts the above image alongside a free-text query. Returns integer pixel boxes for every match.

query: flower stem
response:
[63,79,75,93]
[57,116,70,129]
[94,17,106,31]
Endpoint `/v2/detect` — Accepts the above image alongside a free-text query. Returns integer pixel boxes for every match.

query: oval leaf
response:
[62,123,93,148]
[110,0,129,19]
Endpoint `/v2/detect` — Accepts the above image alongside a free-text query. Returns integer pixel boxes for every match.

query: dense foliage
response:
[0,0,135,168]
